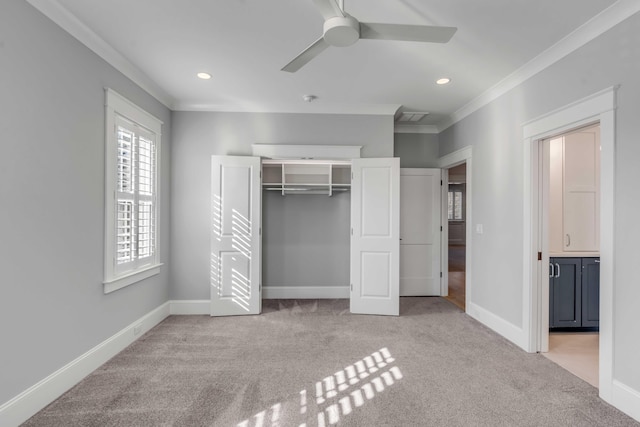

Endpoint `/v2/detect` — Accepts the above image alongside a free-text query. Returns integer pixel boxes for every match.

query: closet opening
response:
[211,152,399,316]
[262,162,352,300]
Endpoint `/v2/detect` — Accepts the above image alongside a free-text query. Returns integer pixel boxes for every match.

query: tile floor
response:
[543,332,599,387]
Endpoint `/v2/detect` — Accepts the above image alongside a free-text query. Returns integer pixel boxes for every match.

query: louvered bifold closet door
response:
[210,156,262,316]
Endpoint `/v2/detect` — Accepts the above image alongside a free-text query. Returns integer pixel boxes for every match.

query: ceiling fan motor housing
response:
[323,15,360,47]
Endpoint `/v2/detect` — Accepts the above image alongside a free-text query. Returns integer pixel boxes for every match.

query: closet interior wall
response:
[262,190,350,291]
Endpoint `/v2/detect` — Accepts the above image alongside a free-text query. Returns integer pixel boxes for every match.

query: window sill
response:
[103,263,163,294]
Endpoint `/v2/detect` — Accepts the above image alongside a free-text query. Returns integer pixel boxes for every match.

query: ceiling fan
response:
[281,0,457,72]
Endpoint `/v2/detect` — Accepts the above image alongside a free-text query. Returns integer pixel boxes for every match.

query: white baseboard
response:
[0,302,170,427]
[263,286,349,299]
[466,302,528,350]
[609,380,640,422]
[169,299,210,315]
[166,293,350,316]
[167,292,351,314]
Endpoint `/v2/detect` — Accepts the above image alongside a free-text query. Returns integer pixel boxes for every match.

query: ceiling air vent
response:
[396,112,429,122]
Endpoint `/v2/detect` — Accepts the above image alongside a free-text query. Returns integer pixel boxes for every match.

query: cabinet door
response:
[550,258,582,328]
[350,158,400,316]
[210,156,262,316]
[581,258,600,327]
[563,129,600,251]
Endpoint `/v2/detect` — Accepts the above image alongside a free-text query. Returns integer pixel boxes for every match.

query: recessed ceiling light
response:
[436,78,451,85]
[197,72,212,80]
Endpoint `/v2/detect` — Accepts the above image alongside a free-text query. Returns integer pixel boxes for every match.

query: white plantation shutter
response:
[113,116,157,274]
[117,200,134,263]
[104,89,162,293]
[117,126,134,192]
[138,201,154,258]
[137,132,155,261]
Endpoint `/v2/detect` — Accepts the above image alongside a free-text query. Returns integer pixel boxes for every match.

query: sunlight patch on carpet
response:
[237,347,402,427]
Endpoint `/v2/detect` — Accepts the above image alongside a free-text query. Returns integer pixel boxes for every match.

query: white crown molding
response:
[173,101,401,116]
[438,0,640,132]
[25,0,175,109]
[394,124,439,134]
[27,0,639,123]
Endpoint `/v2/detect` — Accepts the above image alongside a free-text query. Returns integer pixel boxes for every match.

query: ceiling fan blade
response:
[281,37,330,73]
[360,23,457,43]
[311,0,345,20]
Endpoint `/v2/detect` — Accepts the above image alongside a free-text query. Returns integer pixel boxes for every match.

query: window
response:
[448,188,464,220]
[104,89,162,293]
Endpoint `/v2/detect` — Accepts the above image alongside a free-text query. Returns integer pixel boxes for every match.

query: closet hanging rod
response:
[264,187,349,191]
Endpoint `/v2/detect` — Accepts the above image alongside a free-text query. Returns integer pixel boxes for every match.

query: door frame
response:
[522,87,616,400]
[438,147,473,308]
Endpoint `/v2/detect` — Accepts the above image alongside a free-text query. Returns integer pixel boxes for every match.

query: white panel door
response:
[400,169,441,296]
[210,156,261,316]
[350,158,400,316]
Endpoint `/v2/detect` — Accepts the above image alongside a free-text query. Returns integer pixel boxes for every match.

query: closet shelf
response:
[264,187,349,196]
[261,159,351,196]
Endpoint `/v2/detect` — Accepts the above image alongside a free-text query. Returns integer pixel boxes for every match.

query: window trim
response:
[448,187,464,221]
[104,264,162,294]
[104,88,163,293]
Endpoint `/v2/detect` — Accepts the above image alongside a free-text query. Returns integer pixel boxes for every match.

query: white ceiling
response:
[33,0,623,129]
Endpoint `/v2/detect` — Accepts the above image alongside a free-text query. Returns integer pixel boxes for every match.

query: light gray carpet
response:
[24,298,637,426]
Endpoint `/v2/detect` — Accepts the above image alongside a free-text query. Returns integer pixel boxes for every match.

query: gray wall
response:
[394,133,440,167]
[171,112,393,299]
[0,1,171,404]
[263,192,350,287]
[439,11,640,394]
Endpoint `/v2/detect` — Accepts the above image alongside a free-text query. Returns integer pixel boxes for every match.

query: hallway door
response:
[400,168,442,296]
